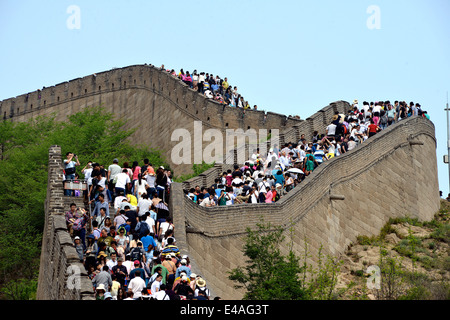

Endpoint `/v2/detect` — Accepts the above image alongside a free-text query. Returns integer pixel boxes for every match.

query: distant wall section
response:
[0,65,311,175]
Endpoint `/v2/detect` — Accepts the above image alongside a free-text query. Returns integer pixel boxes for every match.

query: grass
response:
[345,200,450,300]
[430,224,450,243]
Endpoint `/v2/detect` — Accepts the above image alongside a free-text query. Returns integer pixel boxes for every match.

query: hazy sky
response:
[1,0,449,195]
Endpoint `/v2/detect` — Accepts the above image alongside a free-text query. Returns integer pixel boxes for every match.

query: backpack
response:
[258,183,268,203]
[197,287,210,300]
[273,191,280,202]
[129,247,143,262]
[218,195,227,206]
[337,123,347,135]
[138,222,150,238]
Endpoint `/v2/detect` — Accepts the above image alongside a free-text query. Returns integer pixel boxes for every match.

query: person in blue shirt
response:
[273,169,285,186]
[129,260,146,281]
[175,258,191,278]
[140,229,157,262]
[92,193,110,217]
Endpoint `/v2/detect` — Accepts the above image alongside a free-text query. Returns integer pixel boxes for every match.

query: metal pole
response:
[447,92,450,197]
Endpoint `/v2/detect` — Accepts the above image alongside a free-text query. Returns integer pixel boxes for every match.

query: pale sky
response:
[1,0,449,195]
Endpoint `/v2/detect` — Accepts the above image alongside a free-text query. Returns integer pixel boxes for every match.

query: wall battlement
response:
[0,64,348,175]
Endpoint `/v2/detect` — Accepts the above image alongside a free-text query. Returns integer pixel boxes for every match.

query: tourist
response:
[64,152,80,196]
[114,169,131,196]
[127,269,146,299]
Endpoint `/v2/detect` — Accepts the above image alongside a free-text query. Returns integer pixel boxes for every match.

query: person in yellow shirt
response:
[126,193,138,208]
[222,77,229,92]
[110,274,121,299]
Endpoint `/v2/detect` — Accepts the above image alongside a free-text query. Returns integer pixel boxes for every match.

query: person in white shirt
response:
[144,212,156,234]
[113,194,126,214]
[362,102,371,119]
[127,269,146,299]
[200,194,216,207]
[231,176,243,186]
[297,145,306,162]
[194,278,210,299]
[137,193,152,217]
[150,274,163,298]
[81,161,93,188]
[334,141,342,157]
[249,186,259,204]
[278,151,290,170]
[122,255,134,276]
[158,217,174,237]
[252,168,262,180]
[347,137,357,151]
[204,89,213,99]
[326,123,337,137]
[258,178,269,195]
[106,252,118,270]
[115,169,131,194]
[107,159,122,190]
[373,104,382,115]
[225,188,236,205]
[153,284,170,300]
[251,150,259,162]
[134,175,149,202]
[350,125,363,143]
[97,176,108,199]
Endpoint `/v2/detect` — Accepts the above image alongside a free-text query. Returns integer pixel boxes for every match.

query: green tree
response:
[228,220,307,300]
[0,106,169,298]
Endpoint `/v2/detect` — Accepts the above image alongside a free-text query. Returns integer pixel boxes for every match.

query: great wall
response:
[0,64,440,300]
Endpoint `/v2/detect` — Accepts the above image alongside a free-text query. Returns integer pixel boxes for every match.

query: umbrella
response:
[287,168,304,174]
[156,202,169,211]
[156,202,170,219]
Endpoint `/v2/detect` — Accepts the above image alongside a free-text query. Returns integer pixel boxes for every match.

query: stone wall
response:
[25,66,439,300]
[0,65,308,176]
[170,116,440,300]
[36,145,94,300]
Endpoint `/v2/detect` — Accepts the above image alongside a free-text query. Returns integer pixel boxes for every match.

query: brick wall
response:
[36,145,94,300]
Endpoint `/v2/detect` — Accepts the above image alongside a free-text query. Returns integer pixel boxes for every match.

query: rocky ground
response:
[334,200,450,300]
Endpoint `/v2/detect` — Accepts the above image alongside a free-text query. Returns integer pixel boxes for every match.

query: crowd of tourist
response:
[63,158,217,300]
[186,99,431,207]
[159,64,260,111]
[62,64,432,300]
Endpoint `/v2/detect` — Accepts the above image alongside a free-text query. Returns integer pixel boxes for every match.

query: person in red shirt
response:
[367,119,381,138]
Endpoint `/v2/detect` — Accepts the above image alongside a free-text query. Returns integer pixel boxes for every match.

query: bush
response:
[430,224,450,243]
[228,220,307,300]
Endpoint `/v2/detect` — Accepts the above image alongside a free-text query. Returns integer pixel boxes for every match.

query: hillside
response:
[335,200,450,300]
